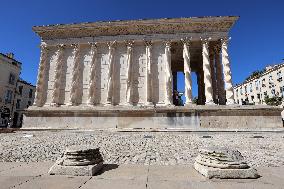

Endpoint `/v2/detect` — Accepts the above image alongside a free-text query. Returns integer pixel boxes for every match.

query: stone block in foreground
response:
[48,145,104,176]
[194,148,259,179]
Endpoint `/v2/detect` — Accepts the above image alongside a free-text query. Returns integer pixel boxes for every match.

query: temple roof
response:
[33,16,239,40]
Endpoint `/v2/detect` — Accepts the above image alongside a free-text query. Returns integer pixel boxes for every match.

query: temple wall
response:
[41,40,169,106]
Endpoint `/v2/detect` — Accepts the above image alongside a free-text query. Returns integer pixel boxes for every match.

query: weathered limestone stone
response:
[194,148,259,179]
[48,145,104,176]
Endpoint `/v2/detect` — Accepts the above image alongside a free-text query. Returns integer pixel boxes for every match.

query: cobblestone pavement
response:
[0,130,284,167]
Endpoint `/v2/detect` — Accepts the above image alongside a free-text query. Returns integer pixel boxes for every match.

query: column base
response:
[226,99,235,105]
[205,100,216,105]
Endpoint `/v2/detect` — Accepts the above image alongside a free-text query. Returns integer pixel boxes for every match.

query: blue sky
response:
[0,0,283,98]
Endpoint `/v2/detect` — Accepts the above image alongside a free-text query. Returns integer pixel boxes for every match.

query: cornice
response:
[33,16,239,40]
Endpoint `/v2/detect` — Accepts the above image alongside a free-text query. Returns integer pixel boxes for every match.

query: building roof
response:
[234,62,284,88]
[18,78,36,88]
[0,53,22,68]
[33,16,239,40]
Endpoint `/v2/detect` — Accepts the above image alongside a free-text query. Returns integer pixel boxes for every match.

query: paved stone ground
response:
[0,162,283,189]
[0,130,284,167]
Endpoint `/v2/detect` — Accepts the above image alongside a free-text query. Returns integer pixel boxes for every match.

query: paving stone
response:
[0,162,53,176]
[0,176,33,189]
[80,178,146,189]
[15,175,91,189]
[95,164,148,180]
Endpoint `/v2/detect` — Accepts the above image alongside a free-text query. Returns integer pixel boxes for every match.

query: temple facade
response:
[32,17,237,107]
[24,16,283,129]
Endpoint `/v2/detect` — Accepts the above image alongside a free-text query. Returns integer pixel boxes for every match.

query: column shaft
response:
[88,43,98,105]
[125,41,134,105]
[69,44,81,105]
[209,47,217,103]
[164,41,173,105]
[221,38,235,105]
[145,41,153,105]
[51,44,65,106]
[106,41,116,105]
[201,39,214,104]
[34,44,49,107]
[182,39,193,105]
[214,44,226,105]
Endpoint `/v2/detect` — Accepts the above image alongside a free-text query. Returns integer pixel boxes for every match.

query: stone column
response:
[214,43,226,105]
[87,42,98,105]
[145,41,153,106]
[125,40,134,105]
[164,41,173,105]
[221,38,235,105]
[34,44,49,107]
[201,38,214,105]
[68,44,81,106]
[105,41,116,105]
[182,38,193,105]
[209,46,217,103]
[51,44,65,106]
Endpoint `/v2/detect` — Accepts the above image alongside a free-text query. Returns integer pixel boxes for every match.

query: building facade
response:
[13,79,35,127]
[0,53,21,127]
[234,63,284,105]
[32,17,237,108]
[23,16,283,129]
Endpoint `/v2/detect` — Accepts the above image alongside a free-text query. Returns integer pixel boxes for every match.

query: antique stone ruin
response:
[23,16,283,130]
[194,148,259,179]
[49,145,104,176]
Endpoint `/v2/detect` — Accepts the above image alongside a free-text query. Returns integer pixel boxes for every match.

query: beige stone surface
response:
[0,163,283,189]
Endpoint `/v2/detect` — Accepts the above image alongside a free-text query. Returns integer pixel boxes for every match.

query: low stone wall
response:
[23,105,283,129]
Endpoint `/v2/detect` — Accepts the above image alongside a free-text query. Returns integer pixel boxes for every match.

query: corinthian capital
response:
[181,37,192,46]
[144,40,153,47]
[56,44,65,50]
[107,41,116,49]
[71,43,80,51]
[200,37,211,45]
[125,40,134,47]
[220,37,231,45]
[164,40,172,48]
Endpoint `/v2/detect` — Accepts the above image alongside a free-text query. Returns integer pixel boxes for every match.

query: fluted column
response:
[87,42,98,105]
[214,43,226,105]
[182,38,193,105]
[34,44,49,107]
[51,44,65,106]
[209,46,217,103]
[201,38,214,104]
[164,41,173,105]
[145,41,153,105]
[105,41,116,105]
[68,44,81,106]
[221,38,235,105]
[125,40,134,105]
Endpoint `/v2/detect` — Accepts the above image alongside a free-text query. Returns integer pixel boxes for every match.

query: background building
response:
[0,52,35,127]
[234,62,284,105]
[13,79,35,127]
[0,53,21,127]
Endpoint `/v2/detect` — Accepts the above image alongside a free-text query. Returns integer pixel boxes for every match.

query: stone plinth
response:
[194,148,259,179]
[23,105,283,129]
[48,145,104,176]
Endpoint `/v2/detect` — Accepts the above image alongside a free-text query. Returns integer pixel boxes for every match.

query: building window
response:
[262,78,266,87]
[271,89,275,96]
[280,86,284,97]
[257,94,260,99]
[249,83,253,92]
[251,95,254,102]
[16,99,21,109]
[255,80,259,90]
[29,89,33,98]
[5,90,13,104]
[27,101,31,108]
[9,73,16,85]
[236,89,238,97]
[277,71,282,82]
[18,86,23,96]
[244,86,247,94]
[264,91,268,98]
[240,88,243,95]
